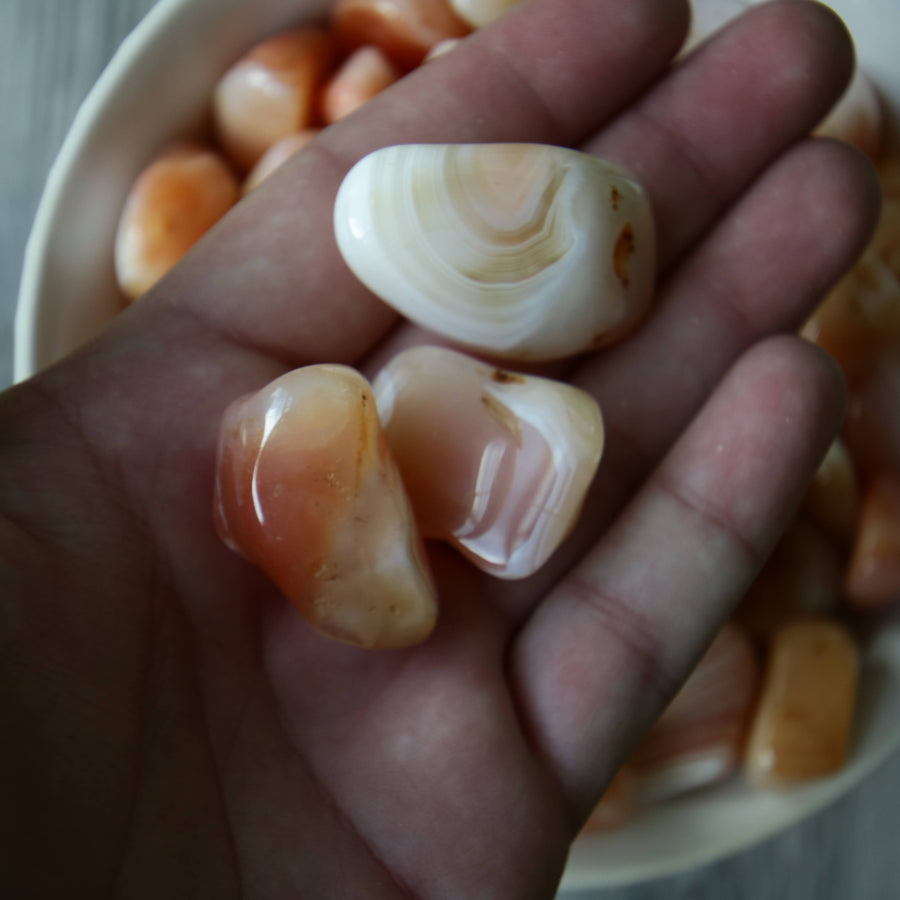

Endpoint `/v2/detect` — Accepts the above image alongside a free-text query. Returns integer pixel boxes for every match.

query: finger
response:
[24,0,687,570]
[511,336,846,815]
[570,140,878,534]
[479,137,878,620]
[586,0,856,270]
[358,0,858,375]
[154,0,689,364]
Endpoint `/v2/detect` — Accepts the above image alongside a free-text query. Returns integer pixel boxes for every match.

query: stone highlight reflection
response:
[214,365,438,648]
[373,346,604,578]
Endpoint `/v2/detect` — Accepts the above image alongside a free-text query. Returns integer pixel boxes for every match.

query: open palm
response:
[0,0,879,896]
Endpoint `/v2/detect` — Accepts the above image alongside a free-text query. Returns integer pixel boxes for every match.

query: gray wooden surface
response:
[2,1,900,897]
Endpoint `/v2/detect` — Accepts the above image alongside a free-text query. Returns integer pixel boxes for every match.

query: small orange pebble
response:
[243,129,319,195]
[846,473,900,609]
[332,0,470,70]
[582,765,636,833]
[214,365,438,648]
[629,624,759,803]
[448,0,525,29]
[736,520,842,642]
[815,67,884,161]
[213,26,334,171]
[114,142,239,301]
[802,439,860,543]
[744,618,859,787]
[320,45,399,124]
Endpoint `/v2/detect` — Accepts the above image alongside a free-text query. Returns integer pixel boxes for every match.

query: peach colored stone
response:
[320,46,399,124]
[332,0,470,69]
[745,618,859,787]
[215,365,438,648]
[115,142,239,301]
[373,346,604,578]
[213,26,334,171]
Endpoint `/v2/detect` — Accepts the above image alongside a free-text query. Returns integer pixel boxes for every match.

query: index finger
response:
[138,0,689,365]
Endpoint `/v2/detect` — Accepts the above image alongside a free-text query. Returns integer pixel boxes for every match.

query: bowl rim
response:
[13,0,192,383]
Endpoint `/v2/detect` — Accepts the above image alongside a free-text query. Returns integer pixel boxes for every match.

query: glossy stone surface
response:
[213,26,334,171]
[334,143,656,360]
[745,618,859,787]
[332,0,470,69]
[320,46,399,123]
[214,365,438,648]
[448,0,524,29]
[373,346,604,578]
[114,142,239,300]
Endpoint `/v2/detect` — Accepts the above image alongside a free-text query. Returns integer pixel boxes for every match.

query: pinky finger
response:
[511,335,845,820]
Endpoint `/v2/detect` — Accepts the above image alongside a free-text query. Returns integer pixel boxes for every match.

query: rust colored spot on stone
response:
[610,186,621,211]
[613,223,635,289]
[491,368,526,384]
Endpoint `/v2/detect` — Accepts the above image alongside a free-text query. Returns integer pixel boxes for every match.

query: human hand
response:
[0,0,879,896]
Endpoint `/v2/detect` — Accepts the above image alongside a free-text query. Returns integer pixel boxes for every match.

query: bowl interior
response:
[14,0,900,889]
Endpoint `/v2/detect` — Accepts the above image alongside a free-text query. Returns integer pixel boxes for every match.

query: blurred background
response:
[2,1,900,897]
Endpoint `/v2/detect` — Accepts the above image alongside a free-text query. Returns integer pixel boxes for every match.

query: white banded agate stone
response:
[334,143,655,360]
[214,365,438,648]
[373,346,604,578]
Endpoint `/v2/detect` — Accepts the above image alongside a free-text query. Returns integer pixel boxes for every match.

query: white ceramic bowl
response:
[14,0,900,890]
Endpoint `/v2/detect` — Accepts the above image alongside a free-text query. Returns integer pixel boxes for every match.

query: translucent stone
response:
[214,365,438,648]
[745,618,859,787]
[802,439,859,543]
[243,130,319,195]
[115,143,239,301]
[846,474,900,609]
[735,520,842,642]
[335,143,656,361]
[629,623,759,803]
[332,0,470,70]
[448,0,525,29]
[213,27,334,171]
[372,346,604,578]
[320,46,400,124]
